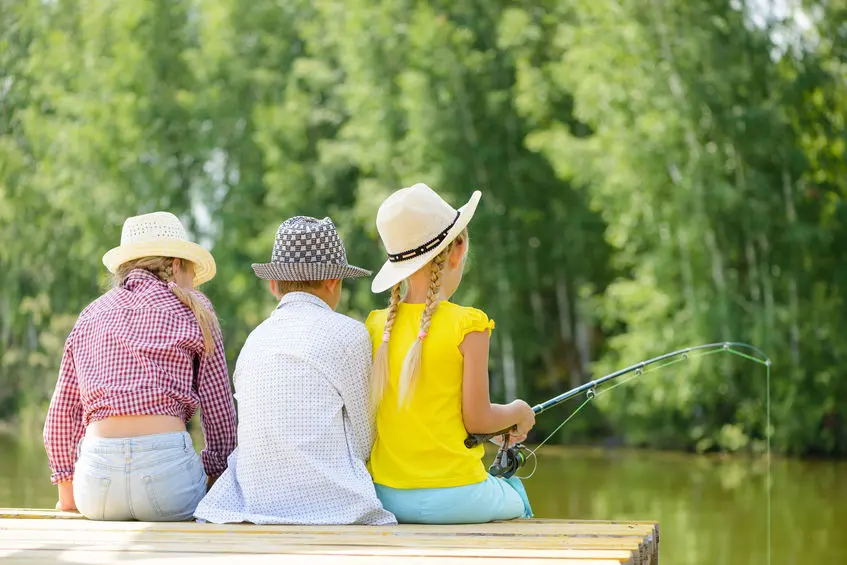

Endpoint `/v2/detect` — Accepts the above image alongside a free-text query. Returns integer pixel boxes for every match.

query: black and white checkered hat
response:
[252,216,371,281]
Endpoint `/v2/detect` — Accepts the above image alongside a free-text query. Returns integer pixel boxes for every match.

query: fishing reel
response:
[488,434,530,479]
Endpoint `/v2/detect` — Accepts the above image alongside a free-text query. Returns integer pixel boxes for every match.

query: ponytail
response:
[114,256,220,356]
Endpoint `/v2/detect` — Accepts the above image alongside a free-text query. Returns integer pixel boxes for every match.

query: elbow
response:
[462,410,491,435]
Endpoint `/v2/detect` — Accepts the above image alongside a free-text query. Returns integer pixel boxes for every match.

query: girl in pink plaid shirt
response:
[43,212,237,521]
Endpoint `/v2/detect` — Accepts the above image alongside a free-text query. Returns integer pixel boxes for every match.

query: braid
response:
[397,247,448,408]
[370,283,401,409]
[420,251,447,337]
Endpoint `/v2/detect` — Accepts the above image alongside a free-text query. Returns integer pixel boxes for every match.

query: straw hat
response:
[372,183,481,293]
[252,216,371,281]
[102,212,216,286]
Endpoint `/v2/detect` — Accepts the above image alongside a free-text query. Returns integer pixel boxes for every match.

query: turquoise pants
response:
[374,475,533,524]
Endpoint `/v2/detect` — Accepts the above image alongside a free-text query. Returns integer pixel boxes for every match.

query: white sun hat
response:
[372,183,481,293]
[102,212,216,286]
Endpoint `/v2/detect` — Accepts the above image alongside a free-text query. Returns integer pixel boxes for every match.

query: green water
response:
[2,435,843,564]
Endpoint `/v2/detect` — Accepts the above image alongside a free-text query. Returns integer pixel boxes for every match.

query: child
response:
[43,211,237,521]
[194,216,396,525]
[366,183,536,524]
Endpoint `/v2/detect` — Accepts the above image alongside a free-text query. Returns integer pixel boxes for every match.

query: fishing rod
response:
[466,342,770,478]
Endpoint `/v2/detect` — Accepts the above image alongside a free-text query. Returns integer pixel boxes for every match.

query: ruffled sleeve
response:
[458,307,495,342]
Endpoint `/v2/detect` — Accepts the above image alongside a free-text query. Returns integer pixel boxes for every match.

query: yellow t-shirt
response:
[365,301,494,489]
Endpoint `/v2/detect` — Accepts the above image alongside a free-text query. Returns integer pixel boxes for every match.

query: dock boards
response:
[0,509,659,564]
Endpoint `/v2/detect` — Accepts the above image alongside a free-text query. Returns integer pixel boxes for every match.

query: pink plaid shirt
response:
[43,269,237,484]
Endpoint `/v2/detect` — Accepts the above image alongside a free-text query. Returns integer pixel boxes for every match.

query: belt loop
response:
[183,432,188,450]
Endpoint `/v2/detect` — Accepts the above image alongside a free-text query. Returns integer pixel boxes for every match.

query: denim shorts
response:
[73,431,206,521]
[374,475,533,524]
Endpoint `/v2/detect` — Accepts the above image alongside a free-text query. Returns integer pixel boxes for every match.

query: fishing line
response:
[517,448,539,480]
[507,343,771,564]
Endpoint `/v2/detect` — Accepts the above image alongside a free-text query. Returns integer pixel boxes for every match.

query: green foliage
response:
[1,0,844,455]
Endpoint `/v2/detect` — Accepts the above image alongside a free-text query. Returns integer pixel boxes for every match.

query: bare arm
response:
[460,331,535,436]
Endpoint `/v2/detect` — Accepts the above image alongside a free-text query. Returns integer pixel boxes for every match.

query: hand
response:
[492,432,528,447]
[56,482,77,512]
[510,399,536,437]
[507,432,528,446]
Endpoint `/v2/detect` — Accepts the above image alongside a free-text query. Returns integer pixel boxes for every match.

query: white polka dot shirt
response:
[194,292,397,525]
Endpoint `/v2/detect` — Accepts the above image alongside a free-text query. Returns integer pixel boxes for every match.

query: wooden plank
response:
[0,514,656,536]
[4,530,645,547]
[0,509,87,520]
[0,509,658,565]
[1,540,636,560]
[0,509,656,530]
[2,532,643,551]
[0,522,654,551]
[0,550,628,565]
[0,517,657,533]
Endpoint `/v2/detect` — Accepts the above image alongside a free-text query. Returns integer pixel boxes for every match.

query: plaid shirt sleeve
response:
[196,317,237,477]
[43,334,86,484]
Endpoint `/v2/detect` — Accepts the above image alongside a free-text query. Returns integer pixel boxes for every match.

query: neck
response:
[405,273,444,304]
[278,289,333,308]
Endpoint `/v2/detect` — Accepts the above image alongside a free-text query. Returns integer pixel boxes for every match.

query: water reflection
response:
[523,447,845,565]
[1,436,843,564]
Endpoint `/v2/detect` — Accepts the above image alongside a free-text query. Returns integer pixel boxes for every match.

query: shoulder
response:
[66,293,110,345]
[315,312,372,366]
[188,288,218,316]
[326,310,371,347]
[440,302,495,338]
[364,308,388,345]
[442,302,493,324]
[75,289,132,326]
[77,291,112,320]
[365,308,387,331]
[149,285,217,324]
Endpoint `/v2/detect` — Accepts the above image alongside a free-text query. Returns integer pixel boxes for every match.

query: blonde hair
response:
[114,256,220,355]
[371,229,468,410]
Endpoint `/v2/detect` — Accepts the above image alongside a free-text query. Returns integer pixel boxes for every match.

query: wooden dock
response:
[0,509,658,564]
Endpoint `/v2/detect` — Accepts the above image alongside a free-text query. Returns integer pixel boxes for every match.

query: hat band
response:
[387,211,460,263]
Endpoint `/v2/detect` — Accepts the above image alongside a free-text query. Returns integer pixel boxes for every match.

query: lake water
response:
[1,434,843,564]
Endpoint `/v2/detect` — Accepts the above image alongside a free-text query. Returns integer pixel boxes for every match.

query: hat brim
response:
[371,190,481,293]
[252,262,372,281]
[103,240,217,287]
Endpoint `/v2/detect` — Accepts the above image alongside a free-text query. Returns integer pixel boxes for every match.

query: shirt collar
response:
[276,291,332,311]
[123,268,165,290]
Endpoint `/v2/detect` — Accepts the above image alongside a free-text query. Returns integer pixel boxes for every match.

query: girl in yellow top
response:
[366,183,536,524]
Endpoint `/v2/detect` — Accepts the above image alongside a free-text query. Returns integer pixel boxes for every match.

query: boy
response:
[194,216,395,525]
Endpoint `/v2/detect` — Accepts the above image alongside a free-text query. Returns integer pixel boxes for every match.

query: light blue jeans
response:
[73,431,206,521]
[374,475,533,524]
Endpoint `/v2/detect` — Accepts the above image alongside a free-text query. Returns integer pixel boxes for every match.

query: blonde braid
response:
[397,248,448,408]
[370,283,401,409]
[114,256,220,356]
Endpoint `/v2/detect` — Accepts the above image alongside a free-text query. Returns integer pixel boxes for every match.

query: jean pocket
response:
[142,452,205,521]
[73,472,111,520]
